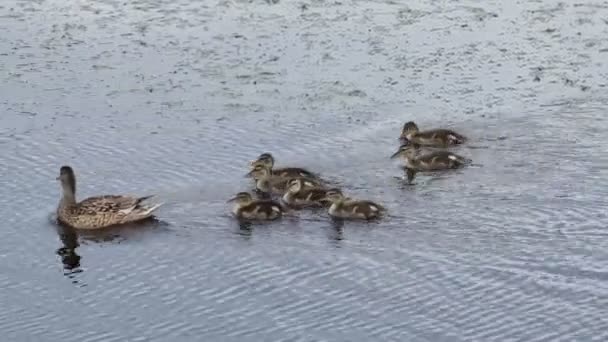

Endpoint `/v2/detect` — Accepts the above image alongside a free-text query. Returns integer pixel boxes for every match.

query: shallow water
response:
[2,0,608,341]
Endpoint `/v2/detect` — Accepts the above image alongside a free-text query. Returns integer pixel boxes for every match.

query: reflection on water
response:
[55,225,82,275]
[2,0,608,341]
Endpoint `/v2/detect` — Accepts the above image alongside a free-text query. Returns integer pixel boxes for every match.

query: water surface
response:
[1,0,608,341]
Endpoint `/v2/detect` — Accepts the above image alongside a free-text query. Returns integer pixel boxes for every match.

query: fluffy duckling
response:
[247,164,323,195]
[390,144,471,183]
[56,166,163,230]
[281,178,329,208]
[227,192,283,221]
[323,188,385,220]
[399,121,467,147]
[250,152,320,180]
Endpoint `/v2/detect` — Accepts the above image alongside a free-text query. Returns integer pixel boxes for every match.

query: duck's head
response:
[323,188,345,203]
[286,178,303,194]
[57,165,76,192]
[246,164,271,179]
[250,152,275,168]
[227,192,253,204]
[400,121,419,139]
[390,143,417,160]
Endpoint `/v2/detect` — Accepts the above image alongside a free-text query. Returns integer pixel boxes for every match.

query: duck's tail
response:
[375,203,387,213]
[142,202,164,216]
[448,154,472,166]
[447,132,467,145]
[134,195,164,217]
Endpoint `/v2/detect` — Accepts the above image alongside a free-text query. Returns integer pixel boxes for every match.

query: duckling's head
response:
[246,164,271,179]
[390,144,417,160]
[323,188,345,202]
[286,178,303,193]
[227,192,253,204]
[57,165,76,193]
[400,121,419,139]
[250,152,275,168]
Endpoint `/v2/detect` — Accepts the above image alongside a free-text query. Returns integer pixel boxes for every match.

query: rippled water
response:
[2,0,608,341]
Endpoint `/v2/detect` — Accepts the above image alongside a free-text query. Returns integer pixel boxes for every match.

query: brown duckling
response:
[250,152,320,180]
[281,178,330,208]
[247,164,323,196]
[390,143,471,183]
[56,166,163,230]
[323,188,385,220]
[227,192,283,221]
[399,121,467,147]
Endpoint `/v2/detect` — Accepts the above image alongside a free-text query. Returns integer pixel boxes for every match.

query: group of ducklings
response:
[391,121,471,183]
[228,152,386,221]
[56,121,471,229]
[227,121,471,222]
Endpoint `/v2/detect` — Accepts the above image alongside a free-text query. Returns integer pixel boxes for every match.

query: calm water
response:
[2,0,608,341]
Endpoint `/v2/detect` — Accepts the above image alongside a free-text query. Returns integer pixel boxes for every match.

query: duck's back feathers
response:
[283,187,329,208]
[350,200,385,219]
[403,151,471,183]
[415,151,470,170]
[408,128,467,147]
[444,130,467,145]
[329,200,385,220]
[273,167,318,180]
[257,176,323,195]
[237,200,283,220]
[58,195,162,229]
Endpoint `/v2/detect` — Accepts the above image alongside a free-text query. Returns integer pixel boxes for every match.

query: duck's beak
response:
[245,169,255,178]
[226,196,238,203]
[390,150,402,159]
[56,176,60,180]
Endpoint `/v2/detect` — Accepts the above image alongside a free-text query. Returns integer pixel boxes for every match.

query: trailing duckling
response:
[56,166,163,230]
[282,178,330,208]
[390,143,471,183]
[399,121,467,147]
[250,152,320,180]
[227,192,283,221]
[323,188,385,220]
[247,164,323,196]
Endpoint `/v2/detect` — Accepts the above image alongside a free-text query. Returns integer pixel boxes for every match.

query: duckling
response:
[399,121,467,147]
[390,144,471,183]
[250,152,320,180]
[227,192,283,221]
[323,188,385,220]
[247,164,323,196]
[56,166,163,230]
[282,178,330,208]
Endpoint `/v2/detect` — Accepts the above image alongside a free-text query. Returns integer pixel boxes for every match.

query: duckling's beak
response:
[390,150,402,159]
[245,169,255,178]
[55,176,60,180]
[226,196,238,203]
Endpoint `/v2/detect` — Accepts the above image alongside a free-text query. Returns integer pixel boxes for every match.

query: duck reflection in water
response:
[55,225,83,276]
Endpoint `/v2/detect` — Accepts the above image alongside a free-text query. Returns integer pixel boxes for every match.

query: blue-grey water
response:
[2,0,608,341]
